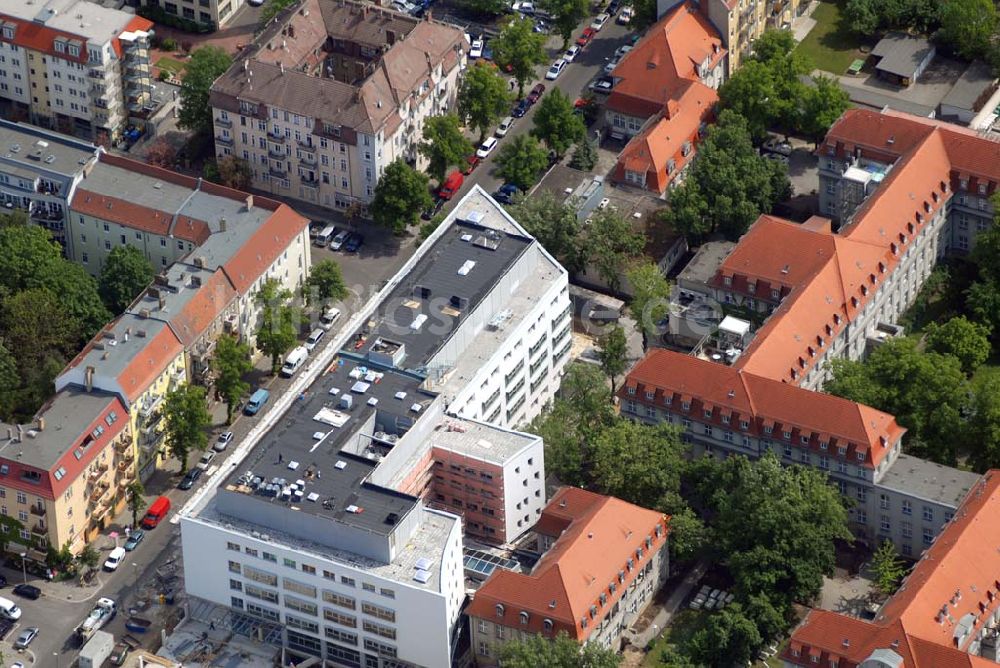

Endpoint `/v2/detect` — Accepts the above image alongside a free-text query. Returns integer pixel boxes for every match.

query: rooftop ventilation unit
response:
[466,210,485,224]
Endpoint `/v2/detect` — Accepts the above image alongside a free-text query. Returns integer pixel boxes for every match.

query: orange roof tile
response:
[167,272,238,346]
[466,488,668,642]
[0,18,88,65]
[607,2,724,119]
[221,203,309,294]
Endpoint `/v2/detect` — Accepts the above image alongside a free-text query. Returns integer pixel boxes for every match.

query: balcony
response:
[216,135,234,147]
[268,147,286,160]
[215,116,233,129]
[297,138,316,150]
[267,132,286,145]
[114,438,131,454]
[269,165,288,178]
[88,68,106,79]
[298,154,317,166]
[29,505,45,517]
[138,394,163,419]
[301,177,320,189]
[30,523,45,536]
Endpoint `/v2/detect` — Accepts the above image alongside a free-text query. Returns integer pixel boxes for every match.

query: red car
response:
[463,154,481,175]
[576,27,596,47]
[527,83,546,104]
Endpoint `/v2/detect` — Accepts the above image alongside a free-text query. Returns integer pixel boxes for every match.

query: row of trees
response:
[529,363,852,665]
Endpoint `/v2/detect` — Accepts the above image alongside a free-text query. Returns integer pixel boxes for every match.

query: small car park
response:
[496,116,514,137]
[469,39,484,59]
[576,27,596,47]
[12,584,40,600]
[545,59,567,80]
[214,431,234,452]
[124,529,145,551]
[13,627,37,650]
[103,547,126,572]
[590,13,610,30]
[178,467,202,490]
[476,136,498,159]
[563,45,580,62]
[527,83,546,104]
[196,450,217,471]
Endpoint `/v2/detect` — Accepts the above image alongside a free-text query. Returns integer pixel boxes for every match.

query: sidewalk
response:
[629,560,708,649]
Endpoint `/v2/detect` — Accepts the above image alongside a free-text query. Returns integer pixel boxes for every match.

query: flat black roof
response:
[349,220,532,370]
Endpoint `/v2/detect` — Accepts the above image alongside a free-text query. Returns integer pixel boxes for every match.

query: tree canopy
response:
[936,0,997,61]
[178,47,232,135]
[99,245,155,314]
[597,324,628,398]
[843,0,939,35]
[585,209,645,294]
[369,159,433,234]
[418,114,474,183]
[626,262,671,343]
[458,62,512,144]
[492,16,547,97]
[495,134,549,191]
[162,384,211,474]
[212,334,252,424]
[539,0,589,48]
[871,540,906,597]
[507,192,586,273]
[531,88,586,158]
[255,278,299,374]
[305,259,349,307]
[924,316,991,374]
[496,632,620,668]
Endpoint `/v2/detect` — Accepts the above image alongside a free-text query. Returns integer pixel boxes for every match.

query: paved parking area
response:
[825,55,968,116]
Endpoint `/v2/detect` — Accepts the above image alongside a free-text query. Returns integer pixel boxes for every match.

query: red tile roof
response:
[0,18,88,65]
[607,2,724,119]
[167,271,238,346]
[221,203,309,294]
[466,487,668,642]
[613,79,716,192]
[786,473,1000,667]
[623,350,903,468]
[72,188,208,242]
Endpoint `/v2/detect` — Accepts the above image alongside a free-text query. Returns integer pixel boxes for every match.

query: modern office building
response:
[467,487,669,663]
[180,187,572,666]
[209,0,467,211]
[0,0,153,142]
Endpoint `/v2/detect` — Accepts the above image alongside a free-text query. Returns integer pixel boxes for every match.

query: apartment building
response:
[784,472,1000,668]
[56,152,310,479]
[0,388,133,558]
[0,119,100,248]
[180,187,570,666]
[0,0,153,143]
[622,350,980,556]
[467,487,669,663]
[209,0,467,211]
[700,0,805,73]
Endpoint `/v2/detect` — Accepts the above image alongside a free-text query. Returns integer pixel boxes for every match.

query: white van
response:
[281,346,309,377]
[305,328,325,352]
[0,596,20,621]
[314,225,336,246]
[104,546,127,571]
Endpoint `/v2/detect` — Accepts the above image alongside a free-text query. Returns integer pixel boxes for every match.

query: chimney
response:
[245,194,253,210]
[158,295,166,311]
[85,366,94,392]
[137,329,147,338]
[280,61,285,74]
[220,218,228,232]
[37,417,44,432]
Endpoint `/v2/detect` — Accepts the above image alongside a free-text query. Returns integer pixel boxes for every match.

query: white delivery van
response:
[281,346,309,377]
[314,225,336,246]
[0,596,20,620]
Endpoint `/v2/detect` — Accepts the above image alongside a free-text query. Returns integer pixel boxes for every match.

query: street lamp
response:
[19,551,26,584]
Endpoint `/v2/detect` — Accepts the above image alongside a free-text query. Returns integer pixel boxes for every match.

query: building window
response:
[923,506,933,522]
[923,528,934,545]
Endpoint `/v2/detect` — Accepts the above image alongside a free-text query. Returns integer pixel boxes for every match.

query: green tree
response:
[255,278,299,374]
[661,180,710,243]
[214,155,253,190]
[871,540,906,596]
[76,544,100,570]
[937,0,998,61]
[464,0,508,15]
[370,159,433,234]
[591,420,686,509]
[496,631,620,668]
[531,88,586,157]
[0,209,28,227]
[800,75,851,144]
[212,334,252,425]
[178,47,232,135]
[259,0,297,28]
[495,134,549,191]
[98,245,155,313]
[162,384,211,474]
[688,603,763,667]
[457,62,512,144]
[528,363,617,486]
[418,114,474,183]
[540,0,589,48]
[718,60,777,142]
[125,481,147,528]
[305,259,349,306]
[924,316,991,374]
[597,324,629,398]
[0,342,18,419]
[492,16,547,97]
[508,191,585,273]
[967,376,1000,471]
[626,262,671,344]
[569,139,598,171]
[585,209,645,293]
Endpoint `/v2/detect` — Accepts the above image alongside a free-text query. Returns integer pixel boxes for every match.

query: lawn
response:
[155,56,187,78]
[794,1,872,75]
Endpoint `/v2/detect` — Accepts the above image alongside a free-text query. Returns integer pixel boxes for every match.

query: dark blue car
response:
[493,184,520,204]
[345,233,364,252]
[511,99,530,118]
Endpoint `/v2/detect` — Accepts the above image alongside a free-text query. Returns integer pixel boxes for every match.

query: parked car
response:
[476,136,498,159]
[493,183,521,204]
[603,58,619,74]
[608,0,622,14]
[533,19,549,33]
[527,83,546,104]
[546,59,567,80]
[763,152,790,164]
[319,306,342,330]
[512,0,534,14]
[763,137,793,156]
[196,450,217,471]
[617,6,633,23]
[614,44,633,59]
[589,76,614,93]
[305,327,326,352]
[214,431,234,452]
[344,233,364,253]
[469,39,484,59]
[12,584,40,600]
[13,627,37,650]
[178,467,202,490]
[511,98,530,118]
[330,229,349,250]
[563,45,581,62]
[124,529,145,551]
[0,574,8,587]
[463,154,481,174]
[103,547,126,572]
[496,116,515,137]
[576,27,596,47]
[590,12,610,30]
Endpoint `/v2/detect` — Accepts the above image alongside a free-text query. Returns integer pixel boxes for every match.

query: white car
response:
[469,39,484,59]
[496,116,514,137]
[319,306,342,330]
[546,59,567,80]
[330,230,349,250]
[103,547,126,572]
[213,431,234,452]
[512,0,535,14]
[476,136,498,159]
[563,45,581,62]
[614,44,633,59]
[591,12,610,30]
[617,6,633,23]
[196,450,217,471]
[604,58,619,74]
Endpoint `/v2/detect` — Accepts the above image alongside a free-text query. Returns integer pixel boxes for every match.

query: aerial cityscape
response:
[0,0,999,665]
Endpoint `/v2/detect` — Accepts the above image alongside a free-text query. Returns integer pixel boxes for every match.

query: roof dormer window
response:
[496,604,505,618]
